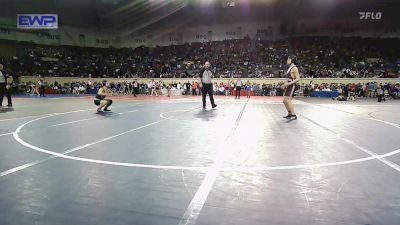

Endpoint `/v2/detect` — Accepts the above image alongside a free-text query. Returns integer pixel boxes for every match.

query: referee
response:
[199,61,217,109]
[235,78,242,99]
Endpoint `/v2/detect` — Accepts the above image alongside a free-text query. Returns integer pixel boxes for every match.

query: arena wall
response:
[2,14,399,49]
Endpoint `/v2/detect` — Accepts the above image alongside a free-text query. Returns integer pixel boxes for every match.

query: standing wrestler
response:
[282,56,300,119]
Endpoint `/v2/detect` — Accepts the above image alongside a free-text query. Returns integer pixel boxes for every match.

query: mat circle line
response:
[12,108,400,171]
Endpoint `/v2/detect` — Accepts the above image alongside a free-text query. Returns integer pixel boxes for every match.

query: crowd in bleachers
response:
[304,82,400,99]
[292,37,400,78]
[1,36,399,79]
[20,78,400,100]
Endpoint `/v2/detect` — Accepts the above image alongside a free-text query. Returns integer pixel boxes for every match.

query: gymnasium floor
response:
[0,95,399,225]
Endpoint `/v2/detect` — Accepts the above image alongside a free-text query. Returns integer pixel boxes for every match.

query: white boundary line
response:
[316,104,400,107]
[308,104,400,171]
[160,110,188,121]
[177,105,400,224]
[339,137,400,171]
[369,118,400,129]
[368,111,400,129]
[49,110,139,127]
[178,99,249,225]
[3,106,399,176]
[0,132,13,137]
[2,102,400,180]
[221,148,400,172]
[0,108,97,123]
[0,108,200,177]
[46,97,89,100]
[49,117,98,127]
[0,156,57,177]
[0,115,45,122]
[0,103,141,123]
[299,112,400,172]
[117,110,139,115]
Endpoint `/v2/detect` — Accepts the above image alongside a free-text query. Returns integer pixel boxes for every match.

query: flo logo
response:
[359,12,382,20]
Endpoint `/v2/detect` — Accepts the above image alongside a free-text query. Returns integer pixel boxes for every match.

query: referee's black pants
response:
[40,85,45,97]
[235,87,242,99]
[202,83,215,108]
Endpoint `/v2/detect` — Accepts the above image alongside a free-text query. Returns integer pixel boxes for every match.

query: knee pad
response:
[108,99,113,104]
